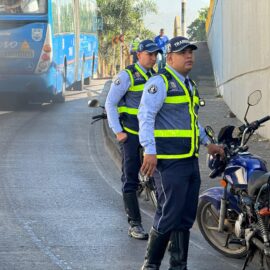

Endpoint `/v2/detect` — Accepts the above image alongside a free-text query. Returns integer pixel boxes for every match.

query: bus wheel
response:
[53,74,66,103]
[84,76,91,86]
[53,92,65,103]
[73,80,83,91]
[73,60,85,90]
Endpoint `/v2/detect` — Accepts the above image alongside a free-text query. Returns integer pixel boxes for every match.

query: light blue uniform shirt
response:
[105,63,148,134]
[138,65,210,154]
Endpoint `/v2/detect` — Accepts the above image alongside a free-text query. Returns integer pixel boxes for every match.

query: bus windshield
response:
[0,0,47,14]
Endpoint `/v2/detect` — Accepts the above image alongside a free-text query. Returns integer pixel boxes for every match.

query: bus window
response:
[59,0,74,33]
[80,0,91,33]
[52,0,60,35]
[0,0,47,14]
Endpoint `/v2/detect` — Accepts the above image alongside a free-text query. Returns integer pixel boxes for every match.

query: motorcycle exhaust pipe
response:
[251,237,264,251]
[251,238,270,256]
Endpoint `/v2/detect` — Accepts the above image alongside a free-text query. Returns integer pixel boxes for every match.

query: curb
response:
[103,120,121,170]
[65,90,86,97]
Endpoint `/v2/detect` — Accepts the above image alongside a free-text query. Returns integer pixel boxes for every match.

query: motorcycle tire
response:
[197,199,247,259]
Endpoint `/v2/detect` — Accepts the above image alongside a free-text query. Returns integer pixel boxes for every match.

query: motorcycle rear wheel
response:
[197,200,247,258]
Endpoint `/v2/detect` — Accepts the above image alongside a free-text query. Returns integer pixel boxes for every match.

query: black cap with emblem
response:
[166,36,197,54]
[137,39,163,54]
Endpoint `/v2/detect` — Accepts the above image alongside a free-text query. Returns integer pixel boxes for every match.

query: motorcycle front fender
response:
[199,187,240,212]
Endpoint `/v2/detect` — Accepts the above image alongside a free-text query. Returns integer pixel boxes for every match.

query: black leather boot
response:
[123,192,148,240]
[141,228,171,270]
[168,230,190,270]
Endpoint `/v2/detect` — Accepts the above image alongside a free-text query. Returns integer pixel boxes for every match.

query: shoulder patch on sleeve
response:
[147,85,158,94]
[114,77,121,85]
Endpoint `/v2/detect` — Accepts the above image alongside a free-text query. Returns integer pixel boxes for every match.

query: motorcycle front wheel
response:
[197,200,247,258]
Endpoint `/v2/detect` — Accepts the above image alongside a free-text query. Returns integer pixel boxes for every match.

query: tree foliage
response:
[187,7,208,41]
[97,0,157,69]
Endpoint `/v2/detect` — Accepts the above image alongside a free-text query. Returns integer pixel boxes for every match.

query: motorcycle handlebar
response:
[239,115,270,147]
[257,115,270,125]
[92,113,107,120]
[239,115,270,133]
[248,115,270,131]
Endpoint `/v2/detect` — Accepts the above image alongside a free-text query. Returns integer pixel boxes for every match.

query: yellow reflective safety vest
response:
[154,67,200,159]
[118,63,155,135]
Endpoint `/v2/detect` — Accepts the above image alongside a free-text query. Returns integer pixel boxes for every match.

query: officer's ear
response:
[137,51,143,61]
[166,53,173,64]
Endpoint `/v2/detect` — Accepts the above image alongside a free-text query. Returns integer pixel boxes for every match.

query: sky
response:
[144,0,210,38]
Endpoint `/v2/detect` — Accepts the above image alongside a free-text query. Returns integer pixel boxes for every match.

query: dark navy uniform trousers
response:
[153,157,201,233]
[119,132,141,193]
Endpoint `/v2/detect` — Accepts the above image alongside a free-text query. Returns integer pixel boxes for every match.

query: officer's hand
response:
[141,154,157,177]
[116,132,128,143]
[207,144,225,159]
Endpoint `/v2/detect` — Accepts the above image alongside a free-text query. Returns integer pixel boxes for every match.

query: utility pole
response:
[181,0,187,36]
[174,16,181,37]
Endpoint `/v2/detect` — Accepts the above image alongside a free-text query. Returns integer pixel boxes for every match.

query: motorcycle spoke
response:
[223,233,231,248]
[207,206,219,223]
[205,225,219,231]
[204,225,231,235]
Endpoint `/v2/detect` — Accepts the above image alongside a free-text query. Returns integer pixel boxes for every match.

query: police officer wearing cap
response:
[138,36,224,269]
[105,40,162,240]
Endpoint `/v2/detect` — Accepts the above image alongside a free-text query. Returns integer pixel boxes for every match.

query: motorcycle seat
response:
[248,171,270,196]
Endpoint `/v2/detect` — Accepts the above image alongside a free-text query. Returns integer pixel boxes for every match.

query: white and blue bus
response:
[0,0,99,103]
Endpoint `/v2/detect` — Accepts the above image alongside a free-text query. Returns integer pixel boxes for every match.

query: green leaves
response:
[97,0,157,69]
[187,7,209,41]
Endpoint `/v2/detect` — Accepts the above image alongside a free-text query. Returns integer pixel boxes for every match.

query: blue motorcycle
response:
[197,90,270,269]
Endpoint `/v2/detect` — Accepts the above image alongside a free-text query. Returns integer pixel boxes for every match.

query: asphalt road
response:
[0,85,257,270]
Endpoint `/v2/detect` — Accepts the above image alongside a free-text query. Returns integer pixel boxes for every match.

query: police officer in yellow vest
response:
[138,36,224,269]
[129,35,141,64]
[130,35,141,63]
[105,40,162,240]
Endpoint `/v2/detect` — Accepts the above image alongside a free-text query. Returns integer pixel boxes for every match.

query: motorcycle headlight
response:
[206,153,226,178]
[206,154,215,170]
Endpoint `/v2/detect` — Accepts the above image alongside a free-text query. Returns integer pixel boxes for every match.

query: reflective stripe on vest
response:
[157,152,199,159]
[154,129,193,137]
[117,63,150,134]
[155,67,200,159]
[117,106,138,115]
[123,126,139,135]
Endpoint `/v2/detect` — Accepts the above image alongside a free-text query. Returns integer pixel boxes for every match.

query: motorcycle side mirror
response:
[247,90,262,106]
[88,99,100,108]
[199,98,206,107]
[244,90,262,124]
[205,125,216,143]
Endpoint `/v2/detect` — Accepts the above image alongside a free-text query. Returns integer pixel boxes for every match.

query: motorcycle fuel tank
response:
[224,153,267,186]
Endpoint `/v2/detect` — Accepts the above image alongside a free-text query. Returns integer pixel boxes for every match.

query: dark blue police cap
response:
[137,39,162,54]
[166,36,197,53]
